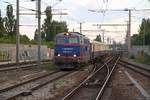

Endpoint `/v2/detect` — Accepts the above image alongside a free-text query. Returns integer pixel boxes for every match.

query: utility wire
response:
[2,0,67,15]
[41,1,49,6]
[89,8,150,12]
[96,0,101,9]
[2,0,38,12]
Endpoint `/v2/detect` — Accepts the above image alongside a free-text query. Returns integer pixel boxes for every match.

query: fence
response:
[0,44,50,63]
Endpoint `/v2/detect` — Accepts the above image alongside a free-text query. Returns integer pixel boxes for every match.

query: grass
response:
[42,62,58,71]
[130,53,150,65]
[0,36,54,48]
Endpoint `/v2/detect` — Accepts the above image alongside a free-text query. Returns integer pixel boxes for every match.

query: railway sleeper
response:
[21,90,32,96]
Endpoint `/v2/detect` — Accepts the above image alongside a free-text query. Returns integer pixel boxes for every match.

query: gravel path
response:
[0,71,67,99]
[15,70,89,100]
[101,64,146,100]
[126,68,150,99]
[0,68,42,86]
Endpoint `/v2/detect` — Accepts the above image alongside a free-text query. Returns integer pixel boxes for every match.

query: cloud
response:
[0,0,149,43]
[20,26,36,40]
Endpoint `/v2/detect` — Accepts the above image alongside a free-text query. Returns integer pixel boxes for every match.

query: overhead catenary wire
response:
[88,8,150,13]
[2,0,38,12]
[1,0,67,17]
[82,29,126,33]
[1,0,64,12]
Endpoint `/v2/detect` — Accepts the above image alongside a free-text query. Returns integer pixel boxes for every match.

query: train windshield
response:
[56,37,65,44]
[56,36,79,44]
[68,37,78,43]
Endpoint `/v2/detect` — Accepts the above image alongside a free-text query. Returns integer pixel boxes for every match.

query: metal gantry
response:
[16,0,66,66]
[88,8,150,53]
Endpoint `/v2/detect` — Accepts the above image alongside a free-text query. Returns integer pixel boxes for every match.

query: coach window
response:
[84,39,89,44]
[84,39,86,44]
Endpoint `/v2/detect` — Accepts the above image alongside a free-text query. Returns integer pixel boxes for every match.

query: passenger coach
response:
[54,32,91,68]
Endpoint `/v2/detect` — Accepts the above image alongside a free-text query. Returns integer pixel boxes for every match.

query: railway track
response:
[0,64,37,72]
[62,56,120,100]
[0,59,50,68]
[119,60,150,77]
[0,60,51,72]
[0,70,73,100]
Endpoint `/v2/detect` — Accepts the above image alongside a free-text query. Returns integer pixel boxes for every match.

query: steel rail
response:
[119,60,150,71]
[95,56,120,100]
[0,61,51,72]
[119,60,150,77]
[105,63,110,81]
[7,71,73,100]
[0,70,60,93]
[0,59,51,68]
[62,57,114,100]
[0,64,37,72]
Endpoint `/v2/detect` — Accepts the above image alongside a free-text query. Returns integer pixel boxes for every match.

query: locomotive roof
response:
[55,32,89,39]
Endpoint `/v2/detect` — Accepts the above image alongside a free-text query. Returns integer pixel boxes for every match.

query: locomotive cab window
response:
[68,37,78,43]
[56,37,65,44]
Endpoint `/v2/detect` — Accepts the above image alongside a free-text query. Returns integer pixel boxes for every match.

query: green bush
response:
[42,41,54,48]
[0,35,54,49]
[130,55,135,59]
[133,52,150,65]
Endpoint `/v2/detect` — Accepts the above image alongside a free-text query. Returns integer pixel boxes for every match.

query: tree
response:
[131,34,143,45]
[41,6,68,41]
[0,10,6,37]
[3,5,15,36]
[55,21,68,33]
[34,29,38,41]
[131,18,150,45]
[94,34,102,42]
[42,6,53,41]
[20,35,30,44]
[41,31,46,41]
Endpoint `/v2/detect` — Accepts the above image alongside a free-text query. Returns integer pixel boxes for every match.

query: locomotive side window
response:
[56,37,65,44]
[84,39,89,44]
[80,36,84,44]
[68,37,78,43]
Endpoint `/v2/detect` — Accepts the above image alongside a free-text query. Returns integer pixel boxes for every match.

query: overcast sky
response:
[0,0,150,43]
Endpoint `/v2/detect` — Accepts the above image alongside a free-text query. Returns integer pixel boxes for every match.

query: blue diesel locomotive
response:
[54,32,109,69]
[54,32,91,68]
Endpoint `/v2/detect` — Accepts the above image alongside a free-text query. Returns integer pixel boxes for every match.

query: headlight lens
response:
[73,54,77,57]
[58,54,60,56]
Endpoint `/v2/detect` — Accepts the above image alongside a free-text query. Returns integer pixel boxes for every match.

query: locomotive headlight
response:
[73,54,77,57]
[57,54,60,56]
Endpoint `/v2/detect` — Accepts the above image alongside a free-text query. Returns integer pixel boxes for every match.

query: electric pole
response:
[16,0,19,64]
[102,30,105,43]
[0,9,1,18]
[127,9,131,53]
[30,0,41,66]
[80,23,82,34]
[37,0,41,66]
